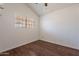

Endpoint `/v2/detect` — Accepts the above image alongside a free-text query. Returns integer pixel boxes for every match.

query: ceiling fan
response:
[45,3,48,7]
[35,3,48,7]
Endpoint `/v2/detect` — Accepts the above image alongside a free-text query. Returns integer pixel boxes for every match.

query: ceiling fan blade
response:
[0,7,4,9]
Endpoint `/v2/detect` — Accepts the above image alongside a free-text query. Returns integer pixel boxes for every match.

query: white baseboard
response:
[40,38,79,50]
[0,39,38,53]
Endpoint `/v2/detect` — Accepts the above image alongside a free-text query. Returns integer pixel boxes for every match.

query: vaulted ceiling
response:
[27,3,78,16]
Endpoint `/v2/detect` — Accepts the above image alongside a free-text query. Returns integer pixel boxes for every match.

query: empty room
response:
[0,3,79,56]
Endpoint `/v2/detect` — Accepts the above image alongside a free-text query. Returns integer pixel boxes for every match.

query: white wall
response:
[0,3,40,52]
[40,5,79,50]
[1,3,79,52]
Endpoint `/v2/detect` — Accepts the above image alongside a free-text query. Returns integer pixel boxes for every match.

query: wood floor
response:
[1,40,79,56]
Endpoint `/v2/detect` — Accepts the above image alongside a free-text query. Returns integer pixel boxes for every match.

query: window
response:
[15,16,33,28]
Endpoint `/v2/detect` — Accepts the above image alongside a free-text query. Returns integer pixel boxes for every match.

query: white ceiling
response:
[27,3,78,16]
